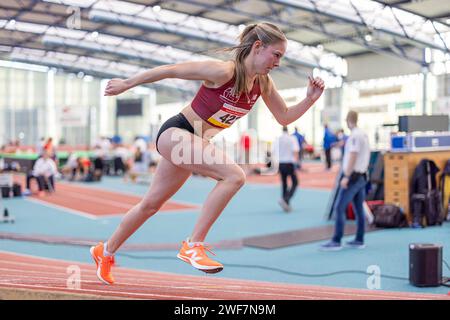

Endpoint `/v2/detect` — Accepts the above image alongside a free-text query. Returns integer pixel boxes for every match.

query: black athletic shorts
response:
[156,113,195,154]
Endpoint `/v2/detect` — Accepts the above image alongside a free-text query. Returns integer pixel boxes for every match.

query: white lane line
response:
[25,197,98,219]
[57,181,201,207]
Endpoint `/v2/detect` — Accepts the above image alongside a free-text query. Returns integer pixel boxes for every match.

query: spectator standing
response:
[273,126,300,212]
[320,111,371,251]
[323,124,337,170]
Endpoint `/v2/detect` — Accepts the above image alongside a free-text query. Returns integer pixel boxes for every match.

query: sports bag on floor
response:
[373,204,408,228]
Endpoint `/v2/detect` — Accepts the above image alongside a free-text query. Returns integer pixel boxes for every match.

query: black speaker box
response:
[409,243,442,287]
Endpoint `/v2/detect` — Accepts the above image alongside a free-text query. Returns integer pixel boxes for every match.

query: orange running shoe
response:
[90,242,115,285]
[177,239,223,274]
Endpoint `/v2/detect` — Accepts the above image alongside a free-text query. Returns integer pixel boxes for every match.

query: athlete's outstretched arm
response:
[104,60,231,96]
[262,76,325,126]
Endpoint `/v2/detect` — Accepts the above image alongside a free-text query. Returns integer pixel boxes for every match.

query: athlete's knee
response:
[139,199,163,217]
[224,167,246,188]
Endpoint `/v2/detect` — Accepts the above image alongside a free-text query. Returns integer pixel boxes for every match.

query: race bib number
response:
[207,103,249,128]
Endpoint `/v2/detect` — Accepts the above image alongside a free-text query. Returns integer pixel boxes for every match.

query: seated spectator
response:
[252,149,278,176]
[127,147,149,183]
[92,156,104,181]
[134,136,147,154]
[24,151,58,196]
[85,150,104,182]
[147,149,158,170]
[113,144,131,176]
[7,161,21,172]
[61,152,79,180]
[76,157,91,180]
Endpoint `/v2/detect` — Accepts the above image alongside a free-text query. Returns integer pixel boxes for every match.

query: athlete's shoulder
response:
[213,60,235,81]
[203,60,234,87]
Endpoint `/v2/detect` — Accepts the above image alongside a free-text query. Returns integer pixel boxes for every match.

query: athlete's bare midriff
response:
[180,104,224,141]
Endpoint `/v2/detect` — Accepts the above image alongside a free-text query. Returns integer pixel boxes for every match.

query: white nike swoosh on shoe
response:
[177,254,223,270]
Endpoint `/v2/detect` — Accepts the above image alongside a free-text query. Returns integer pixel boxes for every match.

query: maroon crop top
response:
[191,77,261,128]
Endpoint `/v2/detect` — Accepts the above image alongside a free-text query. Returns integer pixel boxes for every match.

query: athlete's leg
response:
[157,128,246,243]
[106,157,191,253]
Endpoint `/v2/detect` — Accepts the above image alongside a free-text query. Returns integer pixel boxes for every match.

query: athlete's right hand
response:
[104,78,130,96]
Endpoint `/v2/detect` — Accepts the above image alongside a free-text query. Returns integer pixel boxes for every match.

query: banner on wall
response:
[59,105,88,127]
[395,101,415,110]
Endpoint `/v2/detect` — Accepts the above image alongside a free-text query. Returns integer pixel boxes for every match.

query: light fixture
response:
[83,75,93,82]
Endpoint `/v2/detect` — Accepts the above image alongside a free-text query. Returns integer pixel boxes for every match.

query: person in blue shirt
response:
[323,124,337,170]
[292,127,306,170]
[336,129,348,161]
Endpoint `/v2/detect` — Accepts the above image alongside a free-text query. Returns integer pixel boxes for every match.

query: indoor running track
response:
[1,251,449,300]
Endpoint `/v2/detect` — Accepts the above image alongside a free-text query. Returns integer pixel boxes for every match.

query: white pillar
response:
[81,79,89,146]
[8,68,15,141]
[422,67,428,115]
[99,79,109,136]
[27,70,34,146]
[46,69,56,140]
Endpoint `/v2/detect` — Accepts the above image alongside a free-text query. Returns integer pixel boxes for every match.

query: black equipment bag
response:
[373,204,408,228]
[410,159,442,227]
[424,189,443,226]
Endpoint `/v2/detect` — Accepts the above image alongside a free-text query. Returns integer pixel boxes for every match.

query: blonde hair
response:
[224,22,287,95]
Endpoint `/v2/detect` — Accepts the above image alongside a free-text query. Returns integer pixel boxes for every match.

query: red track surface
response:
[28,182,199,217]
[0,251,448,300]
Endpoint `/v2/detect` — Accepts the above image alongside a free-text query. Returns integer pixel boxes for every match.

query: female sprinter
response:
[90,22,325,285]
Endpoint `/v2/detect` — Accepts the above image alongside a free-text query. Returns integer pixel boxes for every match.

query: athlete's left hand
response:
[307,76,325,101]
